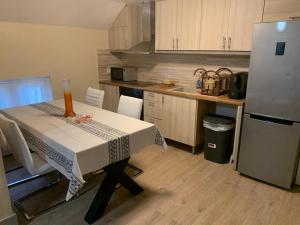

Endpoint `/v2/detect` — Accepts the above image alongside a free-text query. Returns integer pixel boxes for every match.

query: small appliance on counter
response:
[228,72,248,99]
[111,67,137,81]
[194,67,233,96]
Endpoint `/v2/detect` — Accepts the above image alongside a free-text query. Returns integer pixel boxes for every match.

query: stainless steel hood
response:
[112,1,155,54]
[126,39,155,55]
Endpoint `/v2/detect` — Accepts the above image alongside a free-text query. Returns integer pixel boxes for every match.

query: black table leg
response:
[84,158,144,224]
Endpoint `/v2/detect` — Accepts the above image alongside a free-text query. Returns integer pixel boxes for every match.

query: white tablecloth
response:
[2,99,166,200]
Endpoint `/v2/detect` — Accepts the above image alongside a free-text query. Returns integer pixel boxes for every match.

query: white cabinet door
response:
[176,0,202,50]
[227,0,264,51]
[113,27,128,50]
[108,28,116,50]
[113,6,129,27]
[109,5,142,50]
[162,95,198,146]
[200,0,231,51]
[155,0,178,50]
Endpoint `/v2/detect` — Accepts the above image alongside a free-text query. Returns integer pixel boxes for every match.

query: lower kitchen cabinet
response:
[163,94,198,146]
[100,84,119,112]
[144,91,209,149]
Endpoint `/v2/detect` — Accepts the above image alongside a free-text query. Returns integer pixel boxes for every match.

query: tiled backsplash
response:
[98,50,250,88]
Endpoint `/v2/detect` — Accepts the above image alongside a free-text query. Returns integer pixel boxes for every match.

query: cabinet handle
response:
[177,38,179,50]
[289,16,300,20]
[228,37,232,50]
[173,38,175,50]
[148,102,155,107]
[223,37,226,50]
[162,96,165,105]
[148,92,154,97]
[149,118,155,124]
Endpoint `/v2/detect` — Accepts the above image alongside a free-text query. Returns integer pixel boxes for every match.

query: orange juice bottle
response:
[63,79,76,117]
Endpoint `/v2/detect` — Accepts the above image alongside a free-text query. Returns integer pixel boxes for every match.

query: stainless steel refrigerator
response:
[238,21,300,189]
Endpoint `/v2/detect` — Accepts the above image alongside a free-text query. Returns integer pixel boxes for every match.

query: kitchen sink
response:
[171,87,199,93]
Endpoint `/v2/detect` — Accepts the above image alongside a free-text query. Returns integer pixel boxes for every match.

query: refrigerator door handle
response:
[250,114,294,126]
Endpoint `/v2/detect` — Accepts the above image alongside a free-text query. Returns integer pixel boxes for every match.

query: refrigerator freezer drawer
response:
[238,114,300,189]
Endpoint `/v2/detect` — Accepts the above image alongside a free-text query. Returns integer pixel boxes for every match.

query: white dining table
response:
[2,99,166,224]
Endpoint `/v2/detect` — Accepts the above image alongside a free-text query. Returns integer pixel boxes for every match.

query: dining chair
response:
[0,115,54,176]
[0,114,22,174]
[117,95,143,119]
[117,95,144,176]
[0,125,11,157]
[0,115,60,220]
[85,87,105,108]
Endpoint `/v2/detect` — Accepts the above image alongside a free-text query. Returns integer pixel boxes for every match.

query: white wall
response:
[0,22,109,101]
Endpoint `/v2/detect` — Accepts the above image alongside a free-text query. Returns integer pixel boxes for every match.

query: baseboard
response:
[0,213,18,225]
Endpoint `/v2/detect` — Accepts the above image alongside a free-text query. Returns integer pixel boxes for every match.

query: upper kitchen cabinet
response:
[109,4,142,51]
[156,0,264,52]
[109,27,128,50]
[227,0,265,51]
[155,0,177,50]
[200,0,264,51]
[112,5,129,27]
[155,0,202,51]
[263,0,300,22]
[177,0,202,50]
[200,0,231,51]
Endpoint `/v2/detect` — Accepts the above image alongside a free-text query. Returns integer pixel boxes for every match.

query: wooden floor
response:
[13,144,300,225]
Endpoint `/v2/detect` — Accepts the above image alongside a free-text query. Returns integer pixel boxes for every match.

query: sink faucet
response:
[193,68,207,76]
[216,67,233,76]
[194,68,207,89]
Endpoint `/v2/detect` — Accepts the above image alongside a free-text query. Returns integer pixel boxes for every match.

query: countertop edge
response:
[99,80,245,106]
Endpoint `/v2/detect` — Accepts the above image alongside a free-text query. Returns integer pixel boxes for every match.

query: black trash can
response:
[203,114,235,164]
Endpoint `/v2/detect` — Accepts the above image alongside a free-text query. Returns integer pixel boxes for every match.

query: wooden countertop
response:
[99,80,245,106]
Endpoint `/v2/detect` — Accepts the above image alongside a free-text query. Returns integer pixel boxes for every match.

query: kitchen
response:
[0,0,300,225]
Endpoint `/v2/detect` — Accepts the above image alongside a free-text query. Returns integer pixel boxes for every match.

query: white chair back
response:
[0,115,35,174]
[0,128,11,157]
[85,87,105,108]
[0,114,11,156]
[117,95,143,119]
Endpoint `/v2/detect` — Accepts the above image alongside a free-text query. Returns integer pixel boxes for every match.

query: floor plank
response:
[5,144,300,225]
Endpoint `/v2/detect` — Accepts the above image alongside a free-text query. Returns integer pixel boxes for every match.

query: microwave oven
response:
[111,67,137,81]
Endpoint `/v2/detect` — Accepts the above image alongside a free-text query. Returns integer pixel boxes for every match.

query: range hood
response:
[113,1,155,55]
[126,39,155,54]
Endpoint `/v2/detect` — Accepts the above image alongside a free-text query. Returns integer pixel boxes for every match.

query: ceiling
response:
[0,0,132,29]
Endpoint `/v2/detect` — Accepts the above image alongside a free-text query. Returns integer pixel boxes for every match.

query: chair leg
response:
[127,163,143,176]
[12,171,64,220]
[5,166,23,174]
[92,169,104,175]
[3,154,23,173]
[8,174,43,188]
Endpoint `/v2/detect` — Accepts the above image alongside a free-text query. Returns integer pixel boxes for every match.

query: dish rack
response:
[194,68,233,96]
